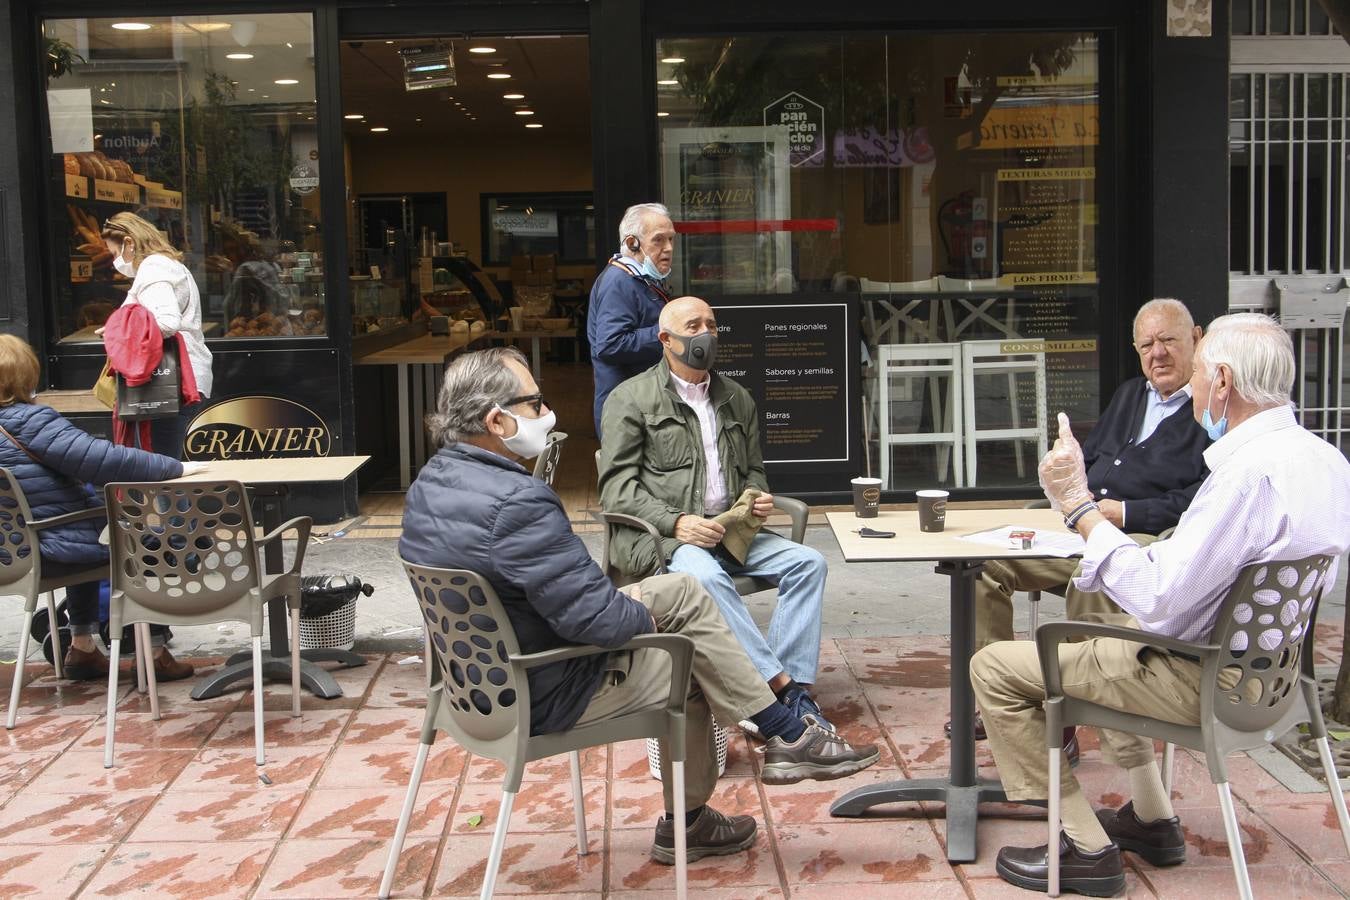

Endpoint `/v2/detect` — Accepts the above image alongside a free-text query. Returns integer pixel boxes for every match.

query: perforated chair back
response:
[405,563,528,762]
[532,431,568,486]
[0,467,39,594]
[1204,554,1333,740]
[104,481,266,632]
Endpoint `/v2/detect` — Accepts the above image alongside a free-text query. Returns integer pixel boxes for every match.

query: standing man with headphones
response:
[588,202,677,436]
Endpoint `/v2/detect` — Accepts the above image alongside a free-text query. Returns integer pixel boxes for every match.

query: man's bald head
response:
[658,296,714,334]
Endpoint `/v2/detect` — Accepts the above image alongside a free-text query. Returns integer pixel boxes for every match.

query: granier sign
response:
[763,92,824,168]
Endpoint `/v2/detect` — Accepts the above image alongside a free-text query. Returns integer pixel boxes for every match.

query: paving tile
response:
[0,751,59,801]
[24,749,195,794]
[257,836,436,899]
[607,826,777,892]
[363,662,430,709]
[289,784,457,840]
[609,774,764,830]
[1137,862,1341,897]
[965,871,1155,897]
[81,840,273,898]
[314,741,467,789]
[433,832,603,895]
[791,882,972,898]
[609,889,784,899]
[775,820,952,884]
[0,713,98,753]
[1169,804,1304,868]
[169,746,330,792]
[611,738,661,781]
[862,684,953,727]
[208,707,355,748]
[465,743,607,784]
[761,768,913,826]
[1253,797,1350,862]
[0,842,110,898]
[126,787,305,842]
[0,792,156,844]
[12,680,119,719]
[72,710,229,752]
[342,706,425,745]
[452,779,606,837]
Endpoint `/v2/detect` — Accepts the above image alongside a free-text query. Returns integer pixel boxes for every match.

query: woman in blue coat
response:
[0,335,203,680]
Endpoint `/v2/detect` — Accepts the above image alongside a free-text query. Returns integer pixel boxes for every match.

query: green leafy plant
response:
[44,36,85,81]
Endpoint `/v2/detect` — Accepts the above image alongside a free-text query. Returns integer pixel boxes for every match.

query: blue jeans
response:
[668,530,826,684]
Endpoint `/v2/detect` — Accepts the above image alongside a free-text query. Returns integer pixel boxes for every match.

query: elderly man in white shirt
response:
[971,313,1350,896]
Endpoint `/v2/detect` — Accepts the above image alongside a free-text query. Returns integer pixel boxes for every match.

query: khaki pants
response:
[573,572,777,812]
[969,614,1205,801]
[973,533,1162,650]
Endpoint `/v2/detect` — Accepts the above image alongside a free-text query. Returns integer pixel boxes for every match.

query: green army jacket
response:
[598,357,770,577]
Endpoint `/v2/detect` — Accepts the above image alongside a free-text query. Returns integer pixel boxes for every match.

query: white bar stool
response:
[877,343,965,490]
[959,339,1048,486]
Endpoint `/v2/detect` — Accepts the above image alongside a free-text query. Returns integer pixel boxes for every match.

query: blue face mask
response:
[638,254,669,281]
[1201,376,1229,440]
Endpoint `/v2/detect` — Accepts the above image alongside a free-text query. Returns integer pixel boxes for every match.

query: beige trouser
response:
[969,614,1205,801]
[573,572,777,812]
[973,533,1162,650]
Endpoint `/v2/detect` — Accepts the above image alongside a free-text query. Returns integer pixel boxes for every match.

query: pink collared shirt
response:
[669,370,728,514]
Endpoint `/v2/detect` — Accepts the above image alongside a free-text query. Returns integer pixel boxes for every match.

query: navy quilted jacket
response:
[0,403,182,565]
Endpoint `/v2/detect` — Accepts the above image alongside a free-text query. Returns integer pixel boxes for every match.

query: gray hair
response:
[1196,312,1294,408]
[427,347,529,446]
[617,202,670,252]
[1132,298,1195,336]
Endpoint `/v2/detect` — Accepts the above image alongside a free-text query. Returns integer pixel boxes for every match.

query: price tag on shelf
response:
[70,258,92,281]
[64,173,89,199]
[143,186,183,210]
[93,179,140,204]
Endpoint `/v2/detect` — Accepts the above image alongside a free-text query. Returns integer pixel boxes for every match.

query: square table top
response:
[826,507,1076,563]
[169,455,369,486]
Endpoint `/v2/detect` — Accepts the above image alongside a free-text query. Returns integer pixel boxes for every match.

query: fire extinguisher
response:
[938,190,976,275]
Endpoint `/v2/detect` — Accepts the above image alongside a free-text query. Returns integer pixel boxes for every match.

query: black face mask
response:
[670,331,718,370]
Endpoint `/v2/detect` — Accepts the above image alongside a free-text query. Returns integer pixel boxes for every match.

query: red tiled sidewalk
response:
[0,633,1346,898]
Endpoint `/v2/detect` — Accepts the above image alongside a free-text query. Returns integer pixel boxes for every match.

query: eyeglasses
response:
[503,393,548,415]
[1135,336,1181,355]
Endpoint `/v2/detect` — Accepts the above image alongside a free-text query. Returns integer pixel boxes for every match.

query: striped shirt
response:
[1075,405,1350,642]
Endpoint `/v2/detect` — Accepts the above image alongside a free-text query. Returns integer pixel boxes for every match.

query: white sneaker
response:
[737,719,762,740]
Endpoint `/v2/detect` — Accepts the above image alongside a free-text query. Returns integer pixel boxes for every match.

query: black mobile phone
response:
[858,526,896,538]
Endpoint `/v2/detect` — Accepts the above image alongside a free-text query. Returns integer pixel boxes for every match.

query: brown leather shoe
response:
[1096,801,1185,867]
[63,646,110,681]
[151,647,195,682]
[650,805,757,864]
[944,711,987,741]
[995,832,1125,897]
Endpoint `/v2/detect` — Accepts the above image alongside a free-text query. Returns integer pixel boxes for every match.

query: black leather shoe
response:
[1096,801,1185,867]
[995,832,1125,897]
[650,805,758,864]
[944,711,987,741]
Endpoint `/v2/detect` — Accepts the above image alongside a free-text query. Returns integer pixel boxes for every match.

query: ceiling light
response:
[661,56,686,64]
[525,123,542,129]
[503,92,524,100]
[274,78,299,85]
[416,117,422,122]
[94,133,102,139]
[226,52,253,60]
[468,46,496,54]
[261,94,269,98]
[246,88,255,92]
[487,72,511,80]
[514,110,534,116]
[111,22,151,31]
[189,22,232,33]
[657,79,678,86]
[344,113,363,119]
[385,40,393,44]
[98,99,111,105]
[370,126,389,133]
[286,42,293,49]
[657,111,670,117]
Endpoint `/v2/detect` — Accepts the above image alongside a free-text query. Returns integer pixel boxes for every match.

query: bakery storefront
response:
[3,1,1228,516]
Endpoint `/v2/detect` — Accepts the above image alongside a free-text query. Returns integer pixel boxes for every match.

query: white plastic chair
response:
[877,343,965,490]
[960,339,1047,486]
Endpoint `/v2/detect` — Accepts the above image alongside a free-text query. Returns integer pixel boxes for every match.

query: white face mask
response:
[494,405,556,459]
[112,245,136,278]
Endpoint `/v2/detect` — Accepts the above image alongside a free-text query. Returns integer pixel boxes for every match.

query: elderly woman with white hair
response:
[586,202,678,436]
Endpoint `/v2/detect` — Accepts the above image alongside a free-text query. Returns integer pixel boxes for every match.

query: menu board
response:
[709,297,860,488]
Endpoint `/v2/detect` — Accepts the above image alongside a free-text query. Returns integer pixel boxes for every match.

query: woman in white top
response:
[100,211,213,460]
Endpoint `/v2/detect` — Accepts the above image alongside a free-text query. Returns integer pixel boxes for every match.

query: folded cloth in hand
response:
[712,488,765,564]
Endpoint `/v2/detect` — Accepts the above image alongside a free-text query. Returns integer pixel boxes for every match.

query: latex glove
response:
[180,461,209,476]
[1038,412,1093,513]
[673,514,725,549]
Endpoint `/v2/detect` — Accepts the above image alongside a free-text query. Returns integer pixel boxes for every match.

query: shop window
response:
[42,14,325,343]
[480,192,595,266]
[654,32,1103,492]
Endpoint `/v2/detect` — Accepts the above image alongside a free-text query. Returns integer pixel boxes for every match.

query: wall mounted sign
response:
[763,92,825,168]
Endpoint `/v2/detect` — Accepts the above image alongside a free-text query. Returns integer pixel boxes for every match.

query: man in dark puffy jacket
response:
[0,334,195,680]
[400,346,880,866]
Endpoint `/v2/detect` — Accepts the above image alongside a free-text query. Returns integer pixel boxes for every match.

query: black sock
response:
[750,701,806,742]
[665,805,705,828]
[773,680,803,703]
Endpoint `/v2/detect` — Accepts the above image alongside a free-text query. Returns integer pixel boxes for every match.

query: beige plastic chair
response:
[593,450,808,594]
[380,563,696,900]
[0,466,108,728]
[531,430,568,486]
[102,480,311,768]
[1037,554,1350,899]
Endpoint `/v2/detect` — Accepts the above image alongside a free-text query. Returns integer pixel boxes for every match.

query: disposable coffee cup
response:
[509,307,524,331]
[851,477,882,519]
[917,490,949,532]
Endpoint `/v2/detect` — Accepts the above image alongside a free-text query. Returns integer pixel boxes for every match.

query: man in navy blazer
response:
[952,299,1211,742]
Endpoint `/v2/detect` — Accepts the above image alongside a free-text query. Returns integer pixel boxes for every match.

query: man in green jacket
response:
[599,297,835,733]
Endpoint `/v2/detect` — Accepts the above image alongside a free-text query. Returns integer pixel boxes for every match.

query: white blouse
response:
[124,254,213,398]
